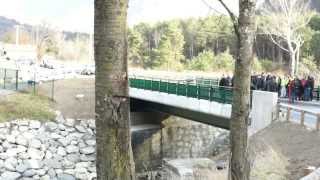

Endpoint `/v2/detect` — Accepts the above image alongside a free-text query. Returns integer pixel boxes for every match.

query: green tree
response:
[94,0,135,179]
[128,28,143,67]
[188,50,214,71]
[310,32,320,66]
[309,14,320,31]
[155,21,185,70]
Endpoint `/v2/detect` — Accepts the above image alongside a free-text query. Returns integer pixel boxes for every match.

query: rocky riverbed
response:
[0,112,96,180]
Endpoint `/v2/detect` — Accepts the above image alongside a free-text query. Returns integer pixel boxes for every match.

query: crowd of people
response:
[218,73,317,103]
[251,74,316,103]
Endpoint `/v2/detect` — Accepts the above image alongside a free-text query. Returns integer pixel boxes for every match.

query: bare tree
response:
[35,23,55,63]
[258,0,314,76]
[202,0,256,179]
[94,0,136,179]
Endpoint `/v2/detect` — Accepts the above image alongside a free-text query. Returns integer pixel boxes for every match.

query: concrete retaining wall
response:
[249,90,278,135]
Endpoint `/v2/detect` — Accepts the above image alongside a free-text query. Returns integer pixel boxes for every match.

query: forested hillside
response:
[0,16,88,43]
[128,14,320,76]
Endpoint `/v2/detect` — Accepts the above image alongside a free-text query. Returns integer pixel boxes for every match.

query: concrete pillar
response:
[250,90,278,135]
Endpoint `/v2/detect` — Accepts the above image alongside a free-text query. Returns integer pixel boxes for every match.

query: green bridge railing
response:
[129,77,233,104]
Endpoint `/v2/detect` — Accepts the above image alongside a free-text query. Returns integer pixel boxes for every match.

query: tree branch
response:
[201,0,239,37]
[217,0,239,36]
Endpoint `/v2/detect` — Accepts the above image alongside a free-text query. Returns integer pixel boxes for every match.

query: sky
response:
[0,0,240,33]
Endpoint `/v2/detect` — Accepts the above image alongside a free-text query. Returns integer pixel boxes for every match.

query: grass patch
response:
[0,93,55,122]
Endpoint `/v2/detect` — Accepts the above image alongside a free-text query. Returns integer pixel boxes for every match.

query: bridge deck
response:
[129,77,233,104]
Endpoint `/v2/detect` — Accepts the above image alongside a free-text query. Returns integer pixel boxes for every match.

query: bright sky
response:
[0,0,240,33]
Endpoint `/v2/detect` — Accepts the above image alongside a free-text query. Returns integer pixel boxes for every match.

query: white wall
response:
[249,90,278,135]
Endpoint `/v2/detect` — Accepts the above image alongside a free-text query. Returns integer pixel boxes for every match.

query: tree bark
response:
[290,51,296,77]
[295,48,300,75]
[94,0,135,179]
[229,0,256,180]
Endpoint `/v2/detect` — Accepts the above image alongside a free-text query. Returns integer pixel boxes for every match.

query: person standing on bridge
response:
[280,76,288,98]
[288,77,295,103]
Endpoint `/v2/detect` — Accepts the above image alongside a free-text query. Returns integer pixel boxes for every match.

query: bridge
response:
[129,77,233,129]
[0,67,304,132]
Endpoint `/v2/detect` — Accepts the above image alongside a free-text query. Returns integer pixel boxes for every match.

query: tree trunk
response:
[295,48,300,75]
[229,0,256,179]
[94,0,135,180]
[290,51,296,77]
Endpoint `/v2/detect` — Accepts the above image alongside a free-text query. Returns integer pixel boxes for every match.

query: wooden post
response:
[300,111,305,126]
[275,104,280,122]
[3,69,6,89]
[317,115,320,131]
[15,70,18,91]
[286,107,291,122]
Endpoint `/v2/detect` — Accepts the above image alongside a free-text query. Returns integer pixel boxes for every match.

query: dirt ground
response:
[37,78,95,119]
[250,122,320,180]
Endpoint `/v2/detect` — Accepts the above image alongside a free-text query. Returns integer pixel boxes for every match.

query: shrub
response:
[214,50,234,71]
[187,50,234,71]
[187,50,214,71]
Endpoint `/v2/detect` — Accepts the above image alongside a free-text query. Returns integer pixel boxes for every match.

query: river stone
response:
[58,138,70,147]
[62,160,74,169]
[75,162,91,169]
[64,169,75,175]
[43,159,62,169]
[0,171,21,180]
[88,166,96,173]
[16,135,28,146]
[64,119,75,127]
[7,135,16,144]
[66,145,79,154]
[36,169,47,176]
[40,175,51,180]
[16,163,29,173]
[19,126,29,132]
[46,122,58,131]
[85,140,96,146]
[57,173,76,180]
[47,168,56,177]
[21,132,34,140]
[75,125,86,133]
[51,133,62,140]
[29,139,42,149]
[80,154,95,162]
[27,148,44,160]
[23,169,36,177]
[80,147,95,155]
[66,154,80,163]
[4,157,18,171]
[25,159,43,169]
[0,159,4,169]
[29,121,41,129]
[57,147,67,156]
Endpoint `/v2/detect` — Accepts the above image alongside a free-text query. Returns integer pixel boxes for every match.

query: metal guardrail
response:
[279,103,320,131]
[313,86,320,101]
[129,77,233,104]
[0,68,19,91]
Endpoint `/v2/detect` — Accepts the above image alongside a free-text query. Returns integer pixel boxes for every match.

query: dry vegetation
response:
[0,93,55,122]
